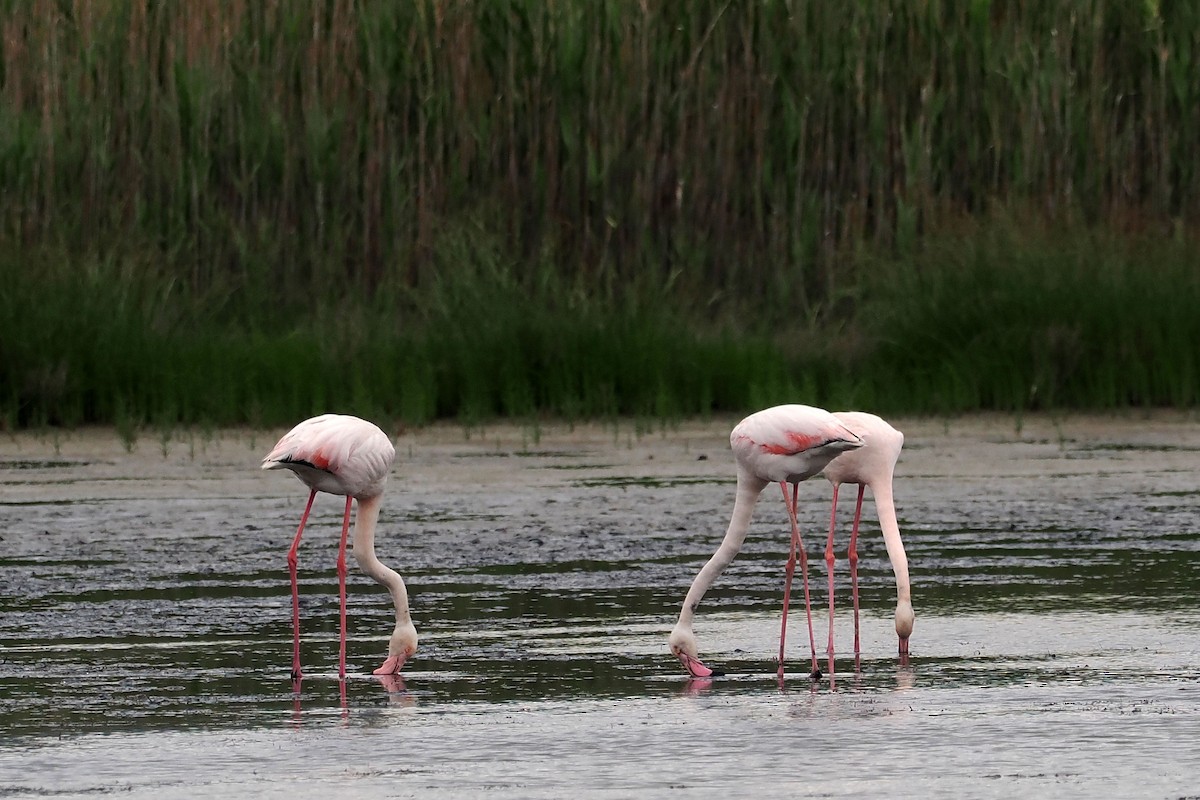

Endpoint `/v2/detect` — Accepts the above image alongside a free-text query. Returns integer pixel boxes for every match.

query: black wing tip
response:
[268,455,331,474]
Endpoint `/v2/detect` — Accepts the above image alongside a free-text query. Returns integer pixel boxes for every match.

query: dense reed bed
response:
[2,0,1198,429]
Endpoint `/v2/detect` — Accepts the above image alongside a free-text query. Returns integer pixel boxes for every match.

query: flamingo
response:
[262,414,417,680]
[820,412,913,669]
[669,404,864,680]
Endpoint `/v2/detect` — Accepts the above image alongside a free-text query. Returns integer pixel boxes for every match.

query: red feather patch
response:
[761,431,823,455]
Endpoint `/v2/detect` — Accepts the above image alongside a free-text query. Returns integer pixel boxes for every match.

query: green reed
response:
[857,221,1200,414]
[0,242,817,428]
[1,1,1198,429]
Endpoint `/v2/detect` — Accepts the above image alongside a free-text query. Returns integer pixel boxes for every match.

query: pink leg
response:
[824,484,840,674]
[337,495,353,680]
[288,489,317,680]
[849,485,865,656]
[777,483,798,678]
[779,482,820,680]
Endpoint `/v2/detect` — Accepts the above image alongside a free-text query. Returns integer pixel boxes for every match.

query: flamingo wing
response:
[732,404,861,455]
[821,411,904,486]
[262,414,396,497]
[730,404,863,483]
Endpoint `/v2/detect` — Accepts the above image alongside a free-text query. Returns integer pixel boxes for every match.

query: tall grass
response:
[858,222,1200,414]
[5,221,1195,429]
[1,1,1198,428]
[0,241,818,429]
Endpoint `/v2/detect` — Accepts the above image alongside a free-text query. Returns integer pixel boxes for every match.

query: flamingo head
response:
[372,621,419,676]
[669,624,715,678]
[895,599,915,655]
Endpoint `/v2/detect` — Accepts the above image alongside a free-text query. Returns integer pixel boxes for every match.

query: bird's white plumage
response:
[821,411,903,486]
[262,413,396,498]
[262,413,413,678]
[669,403,866,678]
[821,411,914,652]
[729,404,864,483]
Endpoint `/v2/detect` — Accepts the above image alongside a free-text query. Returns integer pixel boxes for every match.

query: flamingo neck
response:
[676,468,766,629]
[870,478,910,604]
[352,493,411,622]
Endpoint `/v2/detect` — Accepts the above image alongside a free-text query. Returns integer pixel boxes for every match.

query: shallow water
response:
[2,414,1199,798]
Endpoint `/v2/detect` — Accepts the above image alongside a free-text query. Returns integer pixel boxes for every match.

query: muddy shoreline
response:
[2,412,1199,798]
[4,409,1199,499]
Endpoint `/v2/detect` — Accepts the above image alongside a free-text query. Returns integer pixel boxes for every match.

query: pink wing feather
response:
[262,414,395,498]
[730,404,863,483]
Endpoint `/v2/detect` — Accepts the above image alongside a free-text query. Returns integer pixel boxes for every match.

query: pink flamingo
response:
[669,404,864,680]
[820,412,913,669]
[262,414,417,679]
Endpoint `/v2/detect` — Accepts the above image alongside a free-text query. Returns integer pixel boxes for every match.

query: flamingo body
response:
[669,404,863,680]
[262,414,417,679]
[731,405,867,484]
[821,412,913,659]
[262,413,394,497]
[821,413,902,489]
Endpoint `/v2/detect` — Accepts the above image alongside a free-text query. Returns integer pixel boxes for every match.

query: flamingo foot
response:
[372,654,406,676]
[677,652,721,678]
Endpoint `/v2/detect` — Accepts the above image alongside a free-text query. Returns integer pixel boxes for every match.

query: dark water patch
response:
[0,459,89,470]
[0,498,109,507]
[572,476,731,489]
[37,579,293,606]
[472,558,642,575]
[0,480,86,488]
[539,463,616,471]
[450,450,587,459]
[397,510,505,524]
[1076,443,1200,453]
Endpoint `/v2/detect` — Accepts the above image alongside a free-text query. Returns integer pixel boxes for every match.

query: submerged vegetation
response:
[1,0,1198,429]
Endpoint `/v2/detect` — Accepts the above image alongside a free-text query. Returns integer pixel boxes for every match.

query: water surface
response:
[2,415,1199,797]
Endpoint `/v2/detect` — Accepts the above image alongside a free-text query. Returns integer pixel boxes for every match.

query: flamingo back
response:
[730,404,863,484]
[821,411,903,486]
[262,414,396,498]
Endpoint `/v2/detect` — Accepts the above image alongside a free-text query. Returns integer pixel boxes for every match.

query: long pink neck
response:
[351,494,411,626]
[870,478,910,604]
[676,467,767,629]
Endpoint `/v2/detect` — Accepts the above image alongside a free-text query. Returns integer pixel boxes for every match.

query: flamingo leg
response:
[825,484,840,664]
[777,483,798,678]
[288,489,318,680]
[779,482,820,680]
[337,495,353,680]
[849,485,865,656]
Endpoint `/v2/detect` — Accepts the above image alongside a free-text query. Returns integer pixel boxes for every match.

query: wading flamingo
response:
[820,412,913,669]
[669,404,863,680]
[262,414,417,679]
